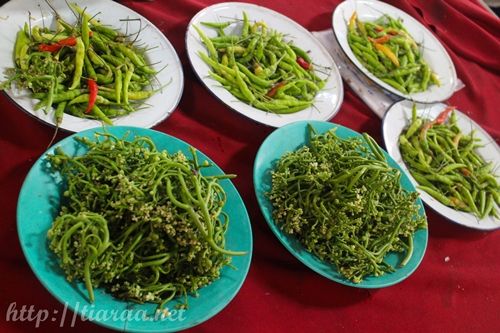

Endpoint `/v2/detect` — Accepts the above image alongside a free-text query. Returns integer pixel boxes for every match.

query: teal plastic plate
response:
[17,126,253,332]
[253,120,427,288]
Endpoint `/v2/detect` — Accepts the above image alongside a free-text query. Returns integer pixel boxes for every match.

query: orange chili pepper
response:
[386,28,400,36]
[461,168,471,177]
[434,106,455,125]
[373,42,400,67]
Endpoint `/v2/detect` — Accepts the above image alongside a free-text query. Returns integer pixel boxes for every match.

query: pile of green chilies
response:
[399,105,500,219]
[194,12,326,114]
[1,4,159,126]
[47,133,245,309]
[347,12,439,94]
[268,125,426,283]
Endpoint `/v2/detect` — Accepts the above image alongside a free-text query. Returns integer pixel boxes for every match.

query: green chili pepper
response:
[68,93,111,106]
[84,54,97,81]
[14,23,30,68]
[90,104,113,125]
[233,64,255,102]
[236,63,273,88]
[114,67,123,104]
[54,101,67,125]
[201,21,232,29]
[82,12,90,51]
[193,24,218,61]
[242,11,250,38]
[381,78,407,93]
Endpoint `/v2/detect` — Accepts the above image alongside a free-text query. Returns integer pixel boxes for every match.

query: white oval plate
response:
[383,100,500,230]
[0,0,184,132]
[333,0,457,103]
[186,2,343,128]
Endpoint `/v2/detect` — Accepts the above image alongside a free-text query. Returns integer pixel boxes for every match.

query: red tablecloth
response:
[1,1,499,332]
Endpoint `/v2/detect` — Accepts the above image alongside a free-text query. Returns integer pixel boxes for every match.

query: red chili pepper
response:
[38,36,77,53]
[374,25,384,32]
[461,168,471,177]
[296,57,311,70]
[434,105,455,125]
[420,105,455,138]
[266,81,287,98]
[85,79,98,114]
[89,30,94,38]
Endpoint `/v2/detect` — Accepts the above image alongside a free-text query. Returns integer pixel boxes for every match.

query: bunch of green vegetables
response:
[347,12,439,94]
[399,105,499,219]
[268,125,426,283]
[47,133,245,309]
[194,12,327,114]
[1,3,159,126]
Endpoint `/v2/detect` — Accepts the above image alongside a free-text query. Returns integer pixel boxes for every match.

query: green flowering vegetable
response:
[47,132,245,309]
[268,125,426,283]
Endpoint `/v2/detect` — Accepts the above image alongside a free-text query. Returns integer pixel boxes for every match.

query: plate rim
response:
[332,0,457,103]
[253,119,428,288]
[16,125,253,332]
[185,1,344,128]
[0,0,185,133]
[382,100,500,231]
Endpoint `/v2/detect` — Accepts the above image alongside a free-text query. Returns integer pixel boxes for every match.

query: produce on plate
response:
[399,104,500,219]
[347,12,439,94]
[268,125,426,283]
[193,12,327,114]
[46,132,246,309]
[0,4,161,126]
